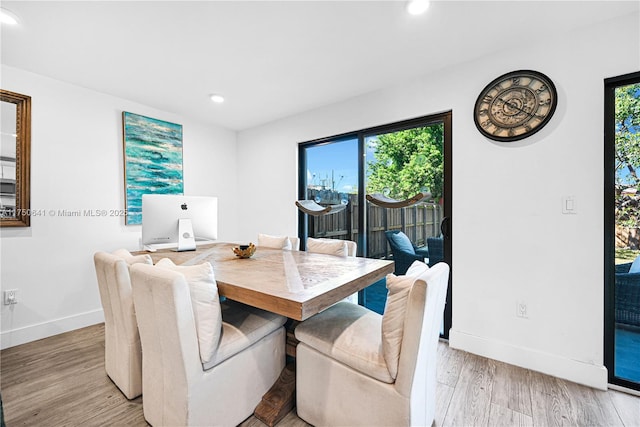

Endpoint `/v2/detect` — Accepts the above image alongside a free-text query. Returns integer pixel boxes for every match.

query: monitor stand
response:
[176,218,196,252]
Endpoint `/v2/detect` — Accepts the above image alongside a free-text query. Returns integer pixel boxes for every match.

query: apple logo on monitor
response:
[181,203,188,210]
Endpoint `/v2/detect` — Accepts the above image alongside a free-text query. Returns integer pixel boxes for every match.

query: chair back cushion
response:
[381,261,430,379]
[155,258,222,364]
[307,237,348,257]
[387,231,416,255]
[258,233,293,250]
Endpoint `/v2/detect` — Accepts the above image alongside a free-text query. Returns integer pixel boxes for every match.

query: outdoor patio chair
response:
[615,262,640,327]
[385,230,429,275]
[426,237,444,267]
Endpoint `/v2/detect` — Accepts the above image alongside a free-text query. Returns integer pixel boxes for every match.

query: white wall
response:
[0,65,238,349]
[236,14,640,389]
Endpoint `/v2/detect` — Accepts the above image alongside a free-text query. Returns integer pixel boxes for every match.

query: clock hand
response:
[497,97,537,118]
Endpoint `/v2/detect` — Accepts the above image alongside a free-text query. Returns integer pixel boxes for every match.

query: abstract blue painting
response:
[123,112,183,225]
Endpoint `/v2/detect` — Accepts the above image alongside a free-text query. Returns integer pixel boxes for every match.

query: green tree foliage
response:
[367,126,443,201]
[615,83,640,227]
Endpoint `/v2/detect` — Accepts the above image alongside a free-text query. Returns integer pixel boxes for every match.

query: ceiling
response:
[1,1,638,131]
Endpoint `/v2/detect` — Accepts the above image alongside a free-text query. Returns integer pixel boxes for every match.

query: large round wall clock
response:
[473,70,558,142]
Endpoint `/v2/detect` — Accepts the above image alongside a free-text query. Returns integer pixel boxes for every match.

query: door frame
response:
[604,70,640,391]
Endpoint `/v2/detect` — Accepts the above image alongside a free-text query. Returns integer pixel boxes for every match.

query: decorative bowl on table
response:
[232,243,256,259]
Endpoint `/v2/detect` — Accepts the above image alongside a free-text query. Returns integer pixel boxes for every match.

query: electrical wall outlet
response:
[516,301,528,318]
[4,289,18,305]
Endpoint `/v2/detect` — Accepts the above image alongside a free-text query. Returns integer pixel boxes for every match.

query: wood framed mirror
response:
[1,89,31,227]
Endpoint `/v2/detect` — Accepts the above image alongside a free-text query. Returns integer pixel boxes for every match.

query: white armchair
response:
[93,249,152,399]
[289,236,301,251]
[130,262,286,426]
[257,233,300,250]
[306,236,356,257]
[306,237,358,303]
[295,262,449,427]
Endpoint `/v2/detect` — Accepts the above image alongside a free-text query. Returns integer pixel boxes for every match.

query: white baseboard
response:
[449,329,608,390]
[0,309,105,350]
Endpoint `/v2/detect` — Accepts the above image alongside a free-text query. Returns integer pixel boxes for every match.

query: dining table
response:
[140,241,394,321]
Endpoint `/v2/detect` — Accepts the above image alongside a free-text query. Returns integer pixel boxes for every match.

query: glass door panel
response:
[362,124,445,322]
[605,72,640,391]
[300,137,359,246]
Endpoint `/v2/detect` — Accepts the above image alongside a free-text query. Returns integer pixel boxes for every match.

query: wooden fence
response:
[616,225,640,250]
[307,192,443,259]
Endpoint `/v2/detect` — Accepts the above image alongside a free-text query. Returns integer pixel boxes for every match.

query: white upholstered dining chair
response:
[306,237,358,303]
[289,236,301,251]
[306,236,356,257]
[295,261,450,427]
[130,261,287,427]
[93,249,152,399]
[257,233,300,250]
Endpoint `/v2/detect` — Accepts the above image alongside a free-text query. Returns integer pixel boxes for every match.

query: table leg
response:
[254,320,299,426]
[253,362,296,427]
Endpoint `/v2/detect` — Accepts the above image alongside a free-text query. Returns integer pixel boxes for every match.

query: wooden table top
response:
[139,242,394,321]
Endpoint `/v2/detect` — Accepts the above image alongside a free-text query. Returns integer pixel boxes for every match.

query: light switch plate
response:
[562,195,576,214]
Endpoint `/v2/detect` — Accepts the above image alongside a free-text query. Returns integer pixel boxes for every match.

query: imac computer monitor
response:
[141,194,218,251]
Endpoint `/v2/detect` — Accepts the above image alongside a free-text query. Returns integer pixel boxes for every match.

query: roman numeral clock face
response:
[474,70,558,142]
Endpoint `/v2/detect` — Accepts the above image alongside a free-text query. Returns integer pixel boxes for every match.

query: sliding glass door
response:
[298,112,452,338]
[604,71,640,392]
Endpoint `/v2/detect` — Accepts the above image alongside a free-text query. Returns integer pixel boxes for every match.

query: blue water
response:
[615,326,640,383]
[123,112,184,224]
[363,277,387,315]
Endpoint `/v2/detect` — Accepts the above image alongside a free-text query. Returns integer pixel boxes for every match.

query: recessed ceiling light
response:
[406,0,430,15]
[0,8,20,25]
[210,94,225,104]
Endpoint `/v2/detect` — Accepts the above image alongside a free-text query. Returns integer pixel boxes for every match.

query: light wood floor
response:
[1,324,639,426]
